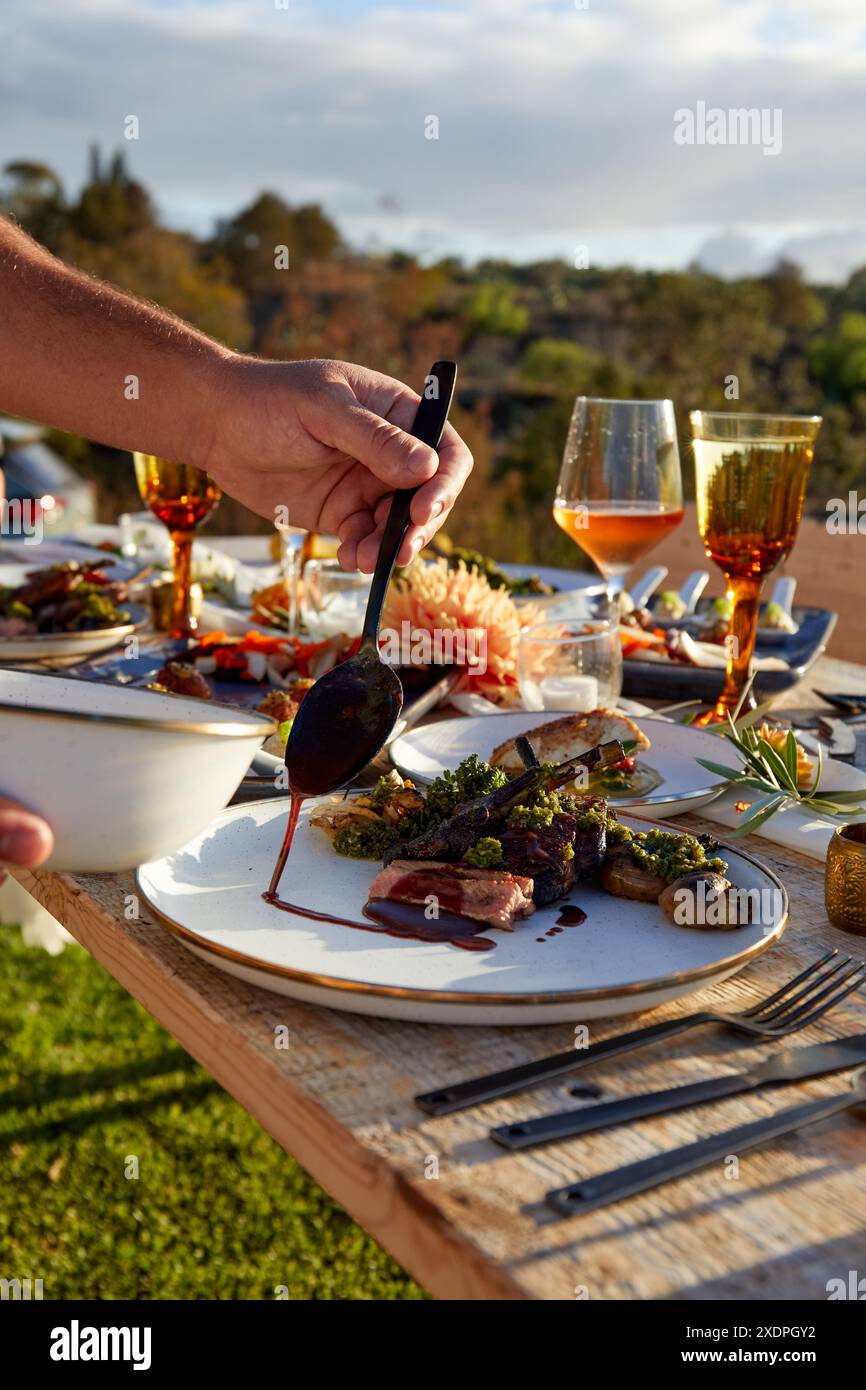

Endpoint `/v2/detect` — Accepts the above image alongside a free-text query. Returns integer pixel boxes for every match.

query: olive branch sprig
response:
[694,678,866,838]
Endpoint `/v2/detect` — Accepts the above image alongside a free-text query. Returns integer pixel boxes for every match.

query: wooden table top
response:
[13,653,866,1301]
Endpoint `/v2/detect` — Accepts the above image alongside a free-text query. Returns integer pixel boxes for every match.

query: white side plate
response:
[389,712,727,817]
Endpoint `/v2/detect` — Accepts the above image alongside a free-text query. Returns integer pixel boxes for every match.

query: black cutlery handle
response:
[490,1071,748,1150]
[414,1013,706,1116]
[360,361,457,647]
[546,1091,855,1217]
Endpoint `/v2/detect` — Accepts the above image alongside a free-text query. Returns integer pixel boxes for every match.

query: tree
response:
[519,339,604,395]
[70,145,155,244]
[809,312,866,402]
[460,279,528,340]
[59,226,251,350]
[1,160,67,247]
[212,192,341,297]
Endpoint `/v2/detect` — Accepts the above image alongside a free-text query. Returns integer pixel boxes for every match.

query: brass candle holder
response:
[149,579,203,633]
[825,824,866,936]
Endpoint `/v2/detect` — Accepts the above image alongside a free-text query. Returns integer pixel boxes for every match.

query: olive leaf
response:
[693,675,866,832]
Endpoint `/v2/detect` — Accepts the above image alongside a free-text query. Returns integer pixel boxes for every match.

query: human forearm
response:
[0,216,225,465]
[0,215,473,566]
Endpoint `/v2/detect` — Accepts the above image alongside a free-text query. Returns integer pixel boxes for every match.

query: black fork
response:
[414,951,865,1116]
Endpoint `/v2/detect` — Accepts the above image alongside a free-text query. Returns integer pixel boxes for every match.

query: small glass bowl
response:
[300,559,371,640]
[518,618,622,712]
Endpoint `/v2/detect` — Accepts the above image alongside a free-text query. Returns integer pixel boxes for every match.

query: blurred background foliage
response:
[3,146,865,565]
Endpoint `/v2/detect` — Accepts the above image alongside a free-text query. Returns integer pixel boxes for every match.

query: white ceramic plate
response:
[199,595,285,638]
[389,712,727,817]
[137,799,787,1025]
[0,557,147,662]
[0,603,148,662]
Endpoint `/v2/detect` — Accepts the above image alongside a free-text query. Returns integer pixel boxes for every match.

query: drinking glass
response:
[690,411,822,720]
[300,559,371,640]
[519,618,622,712]
[553,398,684,604]
[133,454,221,638]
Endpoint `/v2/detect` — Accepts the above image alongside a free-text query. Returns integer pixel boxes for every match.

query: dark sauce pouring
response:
[262,363,492,950]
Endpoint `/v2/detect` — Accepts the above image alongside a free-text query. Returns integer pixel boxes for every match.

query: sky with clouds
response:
[2,0,865,281]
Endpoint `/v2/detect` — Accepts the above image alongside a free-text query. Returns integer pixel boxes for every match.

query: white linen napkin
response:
[700,778,866,862]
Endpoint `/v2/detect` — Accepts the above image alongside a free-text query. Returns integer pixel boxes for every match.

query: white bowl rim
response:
[0,674,276,740]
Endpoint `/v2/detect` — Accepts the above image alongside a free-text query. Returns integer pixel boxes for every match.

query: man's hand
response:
[204,357,472,573]
[0,798,53,873]
[0,216,473,573]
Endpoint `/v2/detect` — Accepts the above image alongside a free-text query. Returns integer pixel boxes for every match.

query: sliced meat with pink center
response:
[367,860,535,931]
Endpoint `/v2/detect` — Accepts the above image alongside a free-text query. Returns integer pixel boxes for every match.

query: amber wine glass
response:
[133,454,221,638]
[553,398,684,605]
[690,411,822,721]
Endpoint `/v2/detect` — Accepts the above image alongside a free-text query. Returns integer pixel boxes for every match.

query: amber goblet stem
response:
[715,572,762,719]
[168,529,196,639]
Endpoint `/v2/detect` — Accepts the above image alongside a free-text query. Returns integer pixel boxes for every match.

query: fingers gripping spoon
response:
[266,362,457,900]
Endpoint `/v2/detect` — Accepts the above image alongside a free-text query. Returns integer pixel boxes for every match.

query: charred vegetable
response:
[659,870,747,929]
[601,850,668,902]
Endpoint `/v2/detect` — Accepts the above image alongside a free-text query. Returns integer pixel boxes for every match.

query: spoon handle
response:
[360,361,457,647]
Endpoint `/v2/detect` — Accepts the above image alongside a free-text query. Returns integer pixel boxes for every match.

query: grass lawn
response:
[0,923,424,1299]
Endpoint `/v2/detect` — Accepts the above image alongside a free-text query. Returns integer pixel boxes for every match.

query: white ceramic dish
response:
[199,596,284,638]
[0,669,274,871]
[0,558,146,662]
[389,712,727,817]
[0,602,148,663]
[137,800,787,1025]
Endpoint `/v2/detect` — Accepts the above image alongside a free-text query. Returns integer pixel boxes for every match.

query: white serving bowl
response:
[0,670,275,872]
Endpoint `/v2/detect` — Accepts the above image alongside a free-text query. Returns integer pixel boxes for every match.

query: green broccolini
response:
[408,754,508,832]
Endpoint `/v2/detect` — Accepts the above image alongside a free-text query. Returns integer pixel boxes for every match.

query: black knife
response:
[546,1067,866,1216]
[490,1033,866,1151]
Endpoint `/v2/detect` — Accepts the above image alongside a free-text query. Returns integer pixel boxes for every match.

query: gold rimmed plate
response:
[137,800,788,1025]
[0,601,148,663]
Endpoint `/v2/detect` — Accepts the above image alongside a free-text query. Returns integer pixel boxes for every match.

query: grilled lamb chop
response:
[499,812,577,906]
[383,740,623,867]
[367,860,535,931]
[574,818,607,876]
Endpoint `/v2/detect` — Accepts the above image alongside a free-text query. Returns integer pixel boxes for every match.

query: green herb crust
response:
[462,837,505,868]
[330,755,727,883]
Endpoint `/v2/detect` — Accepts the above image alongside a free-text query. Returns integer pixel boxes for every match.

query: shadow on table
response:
[510,1121,855,1251]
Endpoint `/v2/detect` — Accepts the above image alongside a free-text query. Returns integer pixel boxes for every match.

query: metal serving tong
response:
[545,1066,866,1216]
[414,951,864,1116]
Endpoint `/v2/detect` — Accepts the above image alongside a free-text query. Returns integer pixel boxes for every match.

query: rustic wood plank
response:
[10,653,866,1300]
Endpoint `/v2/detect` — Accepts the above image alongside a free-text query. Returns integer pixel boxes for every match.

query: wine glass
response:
[132,454,221,638]
[690,410,822,721]
[553,398,684,607]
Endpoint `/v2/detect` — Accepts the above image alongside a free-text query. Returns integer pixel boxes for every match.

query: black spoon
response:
[284,361,458,796]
